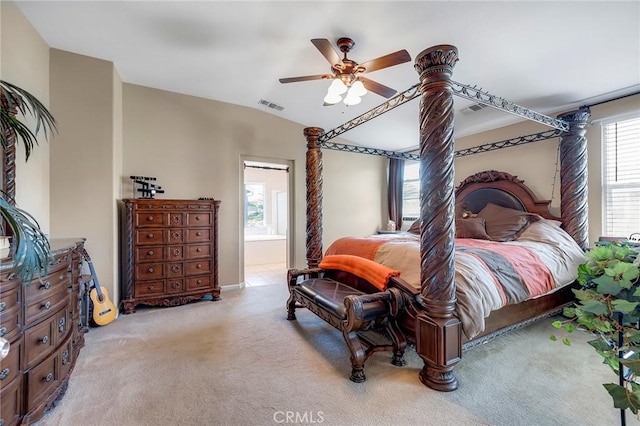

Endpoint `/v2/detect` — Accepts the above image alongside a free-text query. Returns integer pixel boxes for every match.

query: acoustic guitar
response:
[82,249,117,326]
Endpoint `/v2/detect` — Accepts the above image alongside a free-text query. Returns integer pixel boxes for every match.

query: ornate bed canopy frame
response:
[302,44,591,391]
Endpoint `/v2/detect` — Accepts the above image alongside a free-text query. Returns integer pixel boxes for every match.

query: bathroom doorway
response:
[241,158,292,287]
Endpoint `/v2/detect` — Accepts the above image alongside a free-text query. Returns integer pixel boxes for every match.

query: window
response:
[402,161,420,219]
[244,183,266,235]
[602,115,640,238]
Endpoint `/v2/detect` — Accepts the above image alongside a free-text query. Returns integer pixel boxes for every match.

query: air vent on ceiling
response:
[258,99,284,111]
[460,102,488,115]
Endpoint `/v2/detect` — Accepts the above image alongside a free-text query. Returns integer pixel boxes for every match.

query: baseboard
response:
[221,282,246,291]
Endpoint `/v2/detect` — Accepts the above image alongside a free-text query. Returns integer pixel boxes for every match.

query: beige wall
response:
[123,84,385,286]
[49,49,122,301]
[455,94,640,246]
[0,1,51,231]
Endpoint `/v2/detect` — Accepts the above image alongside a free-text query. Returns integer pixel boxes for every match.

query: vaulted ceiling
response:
[15,1,640,152]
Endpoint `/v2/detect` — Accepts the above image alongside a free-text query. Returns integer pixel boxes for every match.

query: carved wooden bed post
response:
[304,127,324,268]
[557,108,591,250]
[413,45,462,391]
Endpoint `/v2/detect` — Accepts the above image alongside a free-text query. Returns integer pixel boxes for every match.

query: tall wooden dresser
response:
[119,199,221,314]
[0,238,86,425]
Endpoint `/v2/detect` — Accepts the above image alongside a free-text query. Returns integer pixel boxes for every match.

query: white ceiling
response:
[15,1,640,152]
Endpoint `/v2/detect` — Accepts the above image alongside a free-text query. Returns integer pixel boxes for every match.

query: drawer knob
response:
[147,267,154,273]
[40,281,51,290]
[0,327,6,337]
[0,301,5,311]
[0,368,9,380]
[44,372,53,382]
[147,233,154,239]
[195,216,201,221]
[147,215,154,221]
[42,301,51,310]
[196,264,202,269]
[59,317,66,332]
[196,248,202,253]
[62,349,70,365]
[40,335,49,344]
[147,250,154,256]
[197,279,202,284]
[196,232,202,236]
[171,281,180,289]
[148,285,155,290]
[171,266,180,273]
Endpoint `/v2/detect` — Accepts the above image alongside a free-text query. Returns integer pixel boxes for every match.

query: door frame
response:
[239,155,294,284]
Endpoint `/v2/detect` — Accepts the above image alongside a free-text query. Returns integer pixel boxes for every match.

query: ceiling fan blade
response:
[311,38,343,67]
[357,49,411,74]
[360,77,397,98]
[279,74,332,84]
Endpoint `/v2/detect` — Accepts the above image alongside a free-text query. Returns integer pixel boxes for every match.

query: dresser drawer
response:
[167,278,185,294]
[135,262,164,281]
[0,280,20,311]
[135,246,164,262]
[188,244,210,258]
[167,228,185,244]
[24,314,57,368]
[0,304,20,342]
[134,229,165,245]
[26,348,58,412]
[0,339,21,390]
[187,275,211,291]
[0,374,22,426]
[24,287,68,326]
[135,280,165,297]
[167,245,184,260]
[169,212,185,226]
[186,259,211,276]
[25,270,69,303]
[167,262,184,278]
[135,212,168,227]
[188,212,211,226]
[59,336,74,380]
[187,228,211,243]
[0,270,19,293]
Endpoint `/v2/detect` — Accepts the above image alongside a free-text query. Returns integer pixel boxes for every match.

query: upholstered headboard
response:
[455,170,558,220]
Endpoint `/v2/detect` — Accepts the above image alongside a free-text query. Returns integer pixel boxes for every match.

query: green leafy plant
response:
[551,242,640,417]
[0,80,56,282]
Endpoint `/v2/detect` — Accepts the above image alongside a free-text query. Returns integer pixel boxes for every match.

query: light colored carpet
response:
[35,283,638,426]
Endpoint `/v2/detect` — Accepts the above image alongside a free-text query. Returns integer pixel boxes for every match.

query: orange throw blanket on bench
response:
[319,254,401,291]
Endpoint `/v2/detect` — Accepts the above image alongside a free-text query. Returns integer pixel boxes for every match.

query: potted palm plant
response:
[0,79,56,282]
[551,241,640,423]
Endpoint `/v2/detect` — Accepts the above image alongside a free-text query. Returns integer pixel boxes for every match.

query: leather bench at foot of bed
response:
[286,270,407,382]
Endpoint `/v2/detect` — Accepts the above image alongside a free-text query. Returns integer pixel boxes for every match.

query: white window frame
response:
[402,161,420,220]
[601,112,640,238]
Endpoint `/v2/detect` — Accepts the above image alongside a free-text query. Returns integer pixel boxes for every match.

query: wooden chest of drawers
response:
[120,199,221,314]
[0,239,85,426]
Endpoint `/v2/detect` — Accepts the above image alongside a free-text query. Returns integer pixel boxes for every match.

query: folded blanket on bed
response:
[319,254,401,291]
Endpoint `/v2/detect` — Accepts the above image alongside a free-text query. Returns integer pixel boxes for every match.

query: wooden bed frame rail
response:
[301,44,591,391]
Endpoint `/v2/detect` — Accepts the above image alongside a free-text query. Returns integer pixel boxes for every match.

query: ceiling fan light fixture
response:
[343,91,362,106]
[324,91,342,104]
[350,80,367,97]
[328,78,348,95]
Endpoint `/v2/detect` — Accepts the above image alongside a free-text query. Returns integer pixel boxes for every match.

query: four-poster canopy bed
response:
[287,44,592,391]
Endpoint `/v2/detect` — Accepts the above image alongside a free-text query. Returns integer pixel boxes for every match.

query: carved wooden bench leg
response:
[286,273,407,382]
[286,268,322,321]
[342,328,367,383]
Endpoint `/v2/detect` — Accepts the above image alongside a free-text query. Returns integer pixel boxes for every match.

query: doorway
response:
[241,158,292,287]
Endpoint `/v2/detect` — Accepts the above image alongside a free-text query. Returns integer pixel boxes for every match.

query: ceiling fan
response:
[279,38,411,106]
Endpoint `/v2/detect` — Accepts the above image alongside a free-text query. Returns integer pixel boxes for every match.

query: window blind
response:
[402,161,420,218]
[602,116,640,238]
